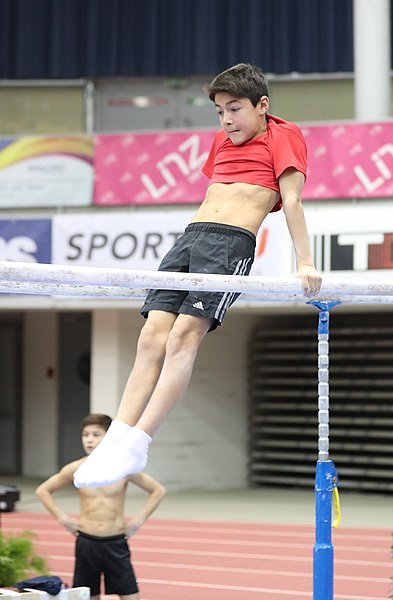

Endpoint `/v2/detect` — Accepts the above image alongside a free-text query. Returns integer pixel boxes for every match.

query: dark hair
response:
[206,63,269,107]
[82,413,112,432]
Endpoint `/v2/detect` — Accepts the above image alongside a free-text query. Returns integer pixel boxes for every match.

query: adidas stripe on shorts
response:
[140,222,256,331]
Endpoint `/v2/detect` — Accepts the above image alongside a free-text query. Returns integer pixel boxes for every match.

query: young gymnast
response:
[74,63,322,489]
[36,414,166,600]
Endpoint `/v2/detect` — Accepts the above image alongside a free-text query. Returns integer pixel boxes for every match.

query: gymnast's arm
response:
[279,167,322,298]
[35,460,82,534]
[123,472,166,538]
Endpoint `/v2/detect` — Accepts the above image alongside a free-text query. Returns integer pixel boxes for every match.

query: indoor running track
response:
[2,512,391,600]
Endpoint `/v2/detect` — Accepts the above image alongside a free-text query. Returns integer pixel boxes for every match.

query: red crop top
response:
[201,114,307,212]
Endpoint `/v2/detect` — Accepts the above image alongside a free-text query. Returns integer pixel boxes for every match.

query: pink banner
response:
[94,131,215,205]
[94,121,393,205]
[303,121,393,199]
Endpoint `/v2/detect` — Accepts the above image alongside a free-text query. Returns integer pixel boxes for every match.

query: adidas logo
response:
[192,301,205,310]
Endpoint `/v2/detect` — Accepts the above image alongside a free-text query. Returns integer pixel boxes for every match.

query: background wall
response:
[0,84,86,135]
[3,75,393,136]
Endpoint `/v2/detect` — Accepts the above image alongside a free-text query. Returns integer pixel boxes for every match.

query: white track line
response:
[5,517,390,539]
[36,541,392,568]
[9,529,390,555]
[137,577,386,599]
[134,560,390,583]
[134,533,391,554]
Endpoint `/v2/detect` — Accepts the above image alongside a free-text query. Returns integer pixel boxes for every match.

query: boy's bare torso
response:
[78,479,128,536]
[191,182,279,235]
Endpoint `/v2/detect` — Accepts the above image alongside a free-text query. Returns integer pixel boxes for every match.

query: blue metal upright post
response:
[309,300,341,600]
[314,459,338,599]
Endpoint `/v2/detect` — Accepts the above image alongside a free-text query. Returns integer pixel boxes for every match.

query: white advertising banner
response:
[52,209,287,276]
[303,200,393,277]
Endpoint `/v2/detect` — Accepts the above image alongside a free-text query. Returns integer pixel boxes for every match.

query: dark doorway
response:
[0,315,22,474]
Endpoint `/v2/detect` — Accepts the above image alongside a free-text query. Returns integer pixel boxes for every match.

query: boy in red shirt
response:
[74,63,321,489]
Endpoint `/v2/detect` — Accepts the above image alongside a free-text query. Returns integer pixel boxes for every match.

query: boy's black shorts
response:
[141,221,256,331]
[73,531,139,596]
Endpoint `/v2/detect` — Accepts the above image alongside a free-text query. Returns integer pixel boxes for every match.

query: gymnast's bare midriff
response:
[78,478,128,536]
[191,181,279,236]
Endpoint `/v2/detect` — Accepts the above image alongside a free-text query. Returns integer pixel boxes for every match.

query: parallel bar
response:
[241,293,393,304]
[1,261,393,301]
[2,279,393,304]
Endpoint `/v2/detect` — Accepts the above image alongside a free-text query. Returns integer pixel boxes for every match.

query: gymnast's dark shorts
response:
[141,222,256,331]
[73,531,139,596]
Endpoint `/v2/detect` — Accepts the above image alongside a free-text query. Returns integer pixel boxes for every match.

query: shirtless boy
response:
[74,63,322,489]
[36,414,166,600]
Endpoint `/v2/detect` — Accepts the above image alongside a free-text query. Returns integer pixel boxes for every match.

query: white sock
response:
[93,419,131,451]
[73,419,132,488]
[74,426,152,488]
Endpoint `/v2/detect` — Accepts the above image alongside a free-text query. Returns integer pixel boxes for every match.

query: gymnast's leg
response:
[117,310,178,425]
[134,312,213,436]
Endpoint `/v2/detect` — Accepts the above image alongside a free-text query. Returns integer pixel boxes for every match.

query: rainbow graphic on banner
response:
[0,136,94,208]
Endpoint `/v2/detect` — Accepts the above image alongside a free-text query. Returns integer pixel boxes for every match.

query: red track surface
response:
[2,512,391,600]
